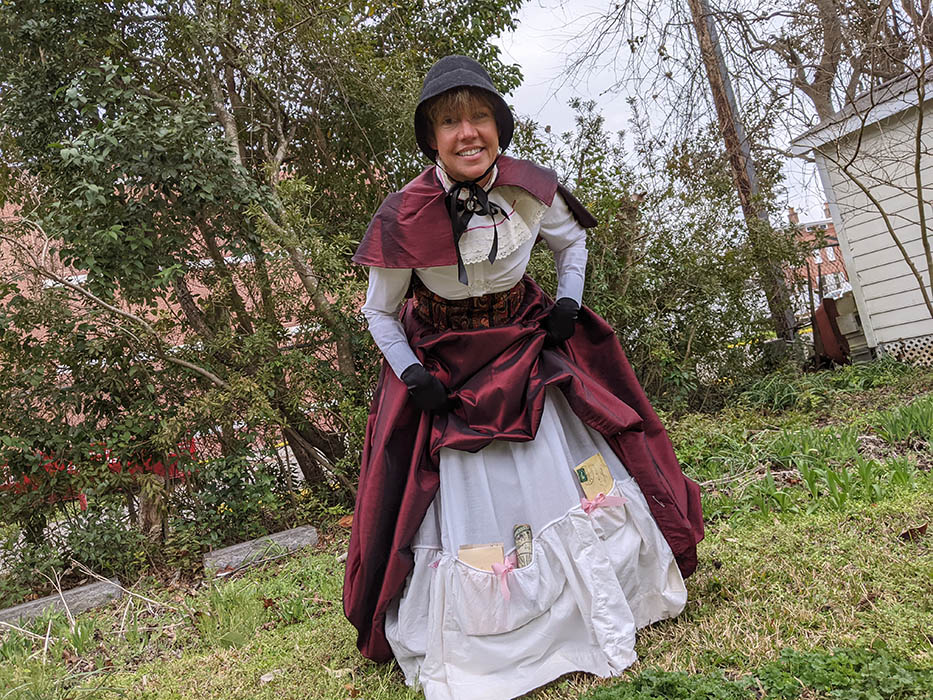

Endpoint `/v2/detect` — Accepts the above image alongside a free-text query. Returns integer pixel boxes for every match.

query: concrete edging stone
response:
[203,525,318,574]
[0,579,124,626]
[0,525,320,625]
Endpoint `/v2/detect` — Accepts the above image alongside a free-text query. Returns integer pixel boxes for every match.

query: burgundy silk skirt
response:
[343,275,703,671]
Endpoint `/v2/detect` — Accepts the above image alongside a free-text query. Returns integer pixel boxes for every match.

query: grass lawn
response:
[2,360,932,699]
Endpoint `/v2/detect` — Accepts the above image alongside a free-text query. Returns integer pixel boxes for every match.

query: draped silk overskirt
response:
[343,276,703,663]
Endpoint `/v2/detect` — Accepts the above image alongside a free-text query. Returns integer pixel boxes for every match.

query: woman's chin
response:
[450,160,493,182]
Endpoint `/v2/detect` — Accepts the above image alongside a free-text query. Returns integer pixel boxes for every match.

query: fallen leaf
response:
[899,523,928,541]
[260,669,284,685]
[337,514,354,528]
[261,597,277,609]
[344,682,361,698]
[324,665,353,678]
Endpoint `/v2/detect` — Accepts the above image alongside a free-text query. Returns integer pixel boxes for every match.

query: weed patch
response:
[194,580,266,649]
[735,357,919,415]
[582,647,933,699]
[873,395,933,448]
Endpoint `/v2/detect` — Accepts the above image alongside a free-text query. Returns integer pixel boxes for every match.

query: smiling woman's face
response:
[428,91,500,183]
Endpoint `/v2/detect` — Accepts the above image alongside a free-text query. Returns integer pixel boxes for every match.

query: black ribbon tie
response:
[443,158,509,285]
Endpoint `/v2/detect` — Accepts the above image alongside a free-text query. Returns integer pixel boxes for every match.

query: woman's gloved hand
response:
[543,297,579,346]
[401,363,450,413]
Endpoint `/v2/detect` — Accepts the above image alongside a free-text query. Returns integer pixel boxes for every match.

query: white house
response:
[791,66,933,364]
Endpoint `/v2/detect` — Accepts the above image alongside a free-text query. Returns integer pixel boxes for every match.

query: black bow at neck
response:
[442,158,509,285]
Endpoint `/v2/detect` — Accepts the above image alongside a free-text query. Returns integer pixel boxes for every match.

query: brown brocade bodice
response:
[411,278,525,331]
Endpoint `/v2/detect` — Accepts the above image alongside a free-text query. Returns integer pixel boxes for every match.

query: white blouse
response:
[362,166,589,377]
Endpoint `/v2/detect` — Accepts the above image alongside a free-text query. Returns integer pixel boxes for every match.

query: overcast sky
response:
[494,1,630,134]
[493,0,828,222]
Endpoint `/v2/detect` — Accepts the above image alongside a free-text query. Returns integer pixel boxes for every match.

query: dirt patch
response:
[856,434,897,462]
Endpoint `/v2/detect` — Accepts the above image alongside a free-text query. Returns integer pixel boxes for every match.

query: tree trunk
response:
[687,0,796,340]
[138,488,165,542]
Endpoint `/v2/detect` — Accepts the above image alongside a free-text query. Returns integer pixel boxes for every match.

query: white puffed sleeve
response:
[361,266,420,378]
[538,192,588,304]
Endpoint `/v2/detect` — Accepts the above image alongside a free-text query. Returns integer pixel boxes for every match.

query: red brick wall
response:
[787,207,851,316]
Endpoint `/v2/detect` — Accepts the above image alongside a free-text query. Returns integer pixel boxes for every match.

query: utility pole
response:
[687,0,797,341]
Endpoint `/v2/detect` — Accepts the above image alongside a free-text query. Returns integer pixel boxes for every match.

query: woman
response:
[343,55,703,700]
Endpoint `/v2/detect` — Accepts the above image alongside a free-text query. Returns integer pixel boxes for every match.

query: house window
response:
[826,247,836,262]
[813,249,822,264]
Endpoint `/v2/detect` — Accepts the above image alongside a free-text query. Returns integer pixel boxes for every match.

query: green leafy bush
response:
[0,539,66,609]
[515,102,790,413]
[65,497,148,579]
[170,455,292,553]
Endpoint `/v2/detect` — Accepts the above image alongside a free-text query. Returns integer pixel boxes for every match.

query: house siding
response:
[820,98,933,347]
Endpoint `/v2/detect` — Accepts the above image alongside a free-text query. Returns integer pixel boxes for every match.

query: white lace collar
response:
[434,165,548,266]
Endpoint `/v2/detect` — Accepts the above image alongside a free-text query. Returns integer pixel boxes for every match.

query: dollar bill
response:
[513,524,533,568]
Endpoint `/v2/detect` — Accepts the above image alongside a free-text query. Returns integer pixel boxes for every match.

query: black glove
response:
[543,297,579,346]
[401,363,450,413]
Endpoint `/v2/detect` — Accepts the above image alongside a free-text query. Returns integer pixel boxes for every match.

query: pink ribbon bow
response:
[581,492,627,515]
[490,554,517,601]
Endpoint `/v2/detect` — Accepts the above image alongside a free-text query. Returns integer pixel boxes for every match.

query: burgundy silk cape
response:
[344,159,704,664]
[352,155,596,269]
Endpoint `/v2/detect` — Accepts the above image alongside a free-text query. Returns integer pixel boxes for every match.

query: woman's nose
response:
[457,118,478,139]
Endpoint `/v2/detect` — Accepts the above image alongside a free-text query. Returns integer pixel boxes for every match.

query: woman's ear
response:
[428,133,437,150]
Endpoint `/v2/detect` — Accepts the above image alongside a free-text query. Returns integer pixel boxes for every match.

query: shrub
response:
[65,497,148,579]
[0,539,66,608]
[170,455,292,553]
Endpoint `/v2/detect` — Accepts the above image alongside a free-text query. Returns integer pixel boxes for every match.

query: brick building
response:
[788,204,851,320]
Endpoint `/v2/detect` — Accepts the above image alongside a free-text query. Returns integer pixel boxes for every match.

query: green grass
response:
[2,359,933,699]
[635,489,933,673]
[0,484,922,700]
[581,648,933,699]
[672,373,933,524]
[733,355,928,415]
